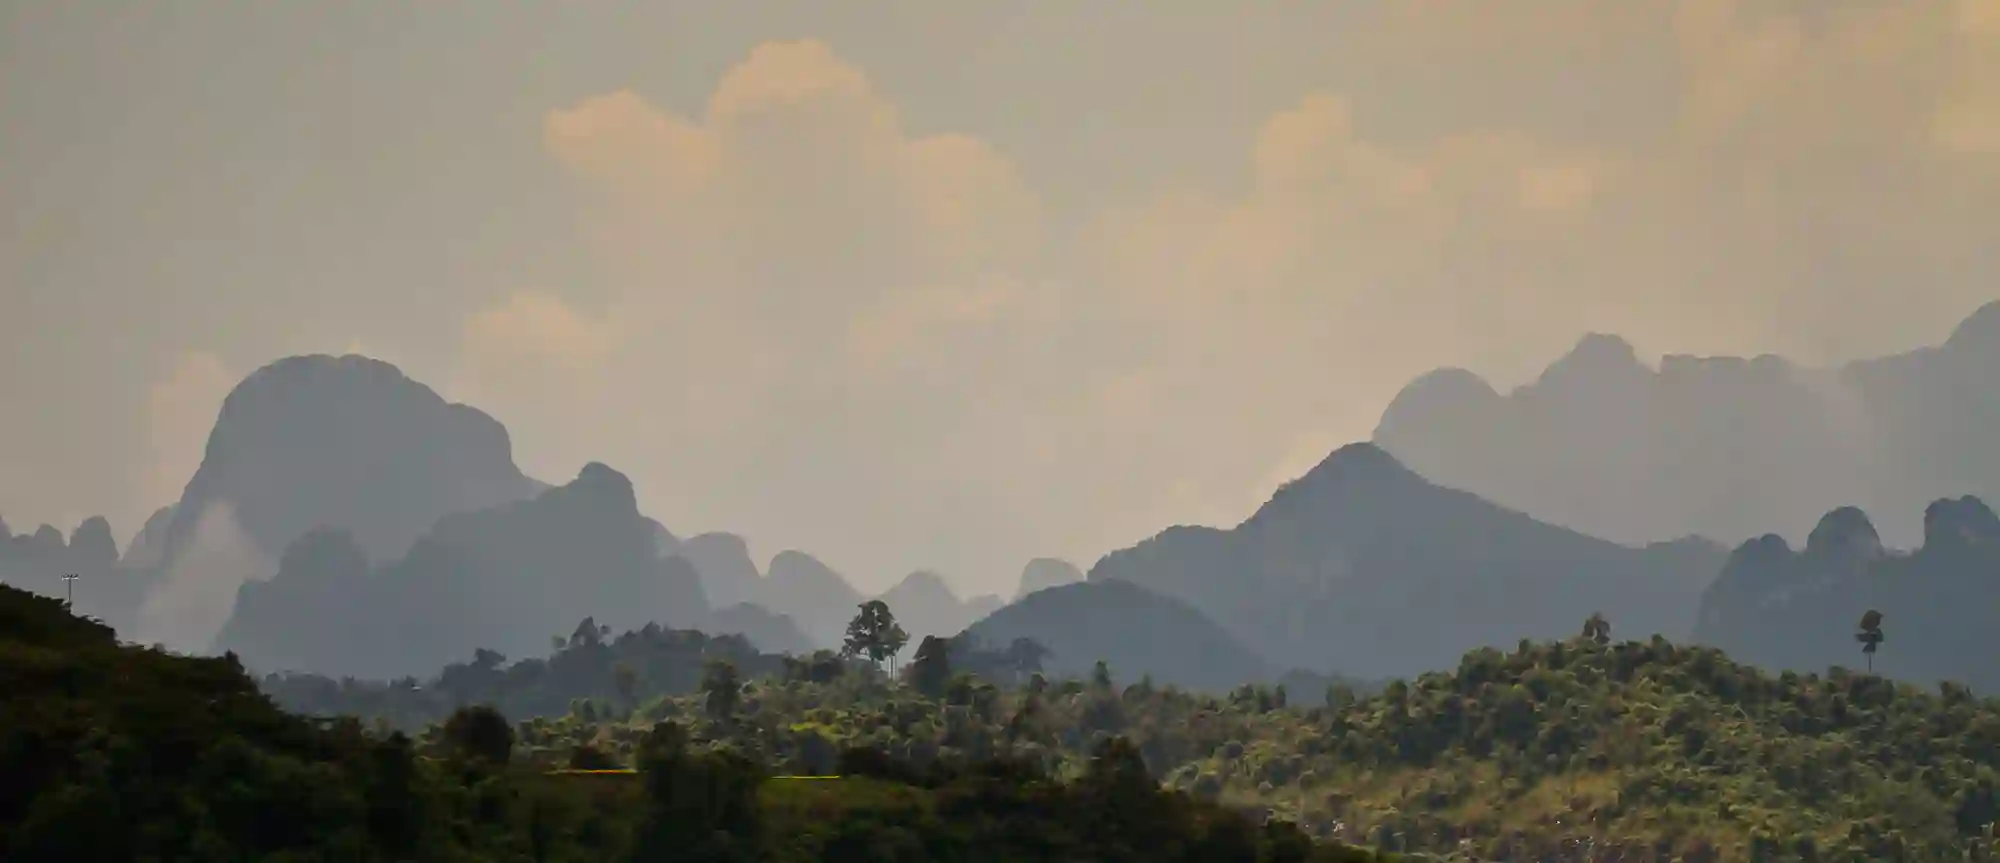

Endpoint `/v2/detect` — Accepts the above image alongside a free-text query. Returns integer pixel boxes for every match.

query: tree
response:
[841,600,910,675]
[632,720,763,862]
[1857,609,1886,672]
[1582,612,1611,646]
[906,635,953,697]
[613,662,639,715]
[702,659,743,721]
[440,704,513,767]
[1004,637,1051,675]
[1091,660,1115,692]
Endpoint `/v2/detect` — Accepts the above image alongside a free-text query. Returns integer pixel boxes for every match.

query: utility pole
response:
[62,572,78,609]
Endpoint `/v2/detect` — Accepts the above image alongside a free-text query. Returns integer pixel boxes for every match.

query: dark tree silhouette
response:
[906,635,953,697]
[1004,636,1051,674]
[1857,609,1886,672]
[701,659,743,721]
[440,704,513,766]
[841,599,909,674]
[1582,612,1611,646]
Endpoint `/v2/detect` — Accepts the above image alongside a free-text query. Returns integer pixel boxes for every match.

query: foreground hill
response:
[1090,442,1725,678]
[0,584,450,859]
[215,462,709,679]
[1697,496,2000,690]
[960,579,1280,692]
[2,583,1377,862]
[1376,300,2000,549]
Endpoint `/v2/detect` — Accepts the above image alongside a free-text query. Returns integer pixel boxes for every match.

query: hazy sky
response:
[4,1,1997,594]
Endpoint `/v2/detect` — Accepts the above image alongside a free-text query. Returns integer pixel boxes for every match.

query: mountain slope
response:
[958,579,1277,692]
[1089,443,1726,679]
[1376,299,2000,549]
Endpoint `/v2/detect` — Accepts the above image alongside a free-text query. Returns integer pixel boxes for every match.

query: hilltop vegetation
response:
[419,610,2000,861]
[1,584,1380,861]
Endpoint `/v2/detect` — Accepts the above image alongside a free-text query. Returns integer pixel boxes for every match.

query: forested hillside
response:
[1,584,1379,861]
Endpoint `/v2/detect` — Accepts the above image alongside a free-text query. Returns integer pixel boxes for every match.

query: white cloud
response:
[445,12,2000,590]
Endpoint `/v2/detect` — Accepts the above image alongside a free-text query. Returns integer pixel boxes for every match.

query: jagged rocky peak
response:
[163,353,535,566]
[1722,533,1796,570]
[1374,367,1501,436]
[67,517,119,569]
[563,462,638,510]
[1017,557,1084,598]
[1923,496,2000,551]
[890,569,956,596]
[1292,442,1417,490]
[28,524,64,551]
[1804,506,1884,561]
[1538,332,1650,388]
[691,532,754,565]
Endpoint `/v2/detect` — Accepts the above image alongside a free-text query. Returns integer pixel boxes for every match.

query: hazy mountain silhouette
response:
[0,515,156,634]
[214,462,708,679]
[153,354,538,569]
[1015,557,1084,599]
[120,505,177,570]
[128,355,544,650]
[959,579,1276,692]
[701,602,817,655]
[642,530,876,652]
[877,570,990,644]
[677,532,763,610]
[760,549,865,648]
[1375,300,2000,550]
[1088,443,1726,679]
[1696,496,2000,689]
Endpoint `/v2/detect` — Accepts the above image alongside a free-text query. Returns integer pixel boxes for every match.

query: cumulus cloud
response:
[442,11,2000,592]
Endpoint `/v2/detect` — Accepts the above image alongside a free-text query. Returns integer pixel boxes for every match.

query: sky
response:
[3,1,1998,595]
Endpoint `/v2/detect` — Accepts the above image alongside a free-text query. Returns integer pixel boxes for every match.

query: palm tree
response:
[1582,612,1611,646]
[1856,609,1886,672]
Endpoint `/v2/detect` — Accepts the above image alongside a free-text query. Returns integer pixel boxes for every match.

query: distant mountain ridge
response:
[1088,443,1726,680]
[1375,300,2000,550]
[1696,495,2000,690]
[0,515,156,634]
[215,462,711,679]
[959,579,1278,692]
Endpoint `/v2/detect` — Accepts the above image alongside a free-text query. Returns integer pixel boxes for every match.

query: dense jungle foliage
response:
[344,613,2000,861]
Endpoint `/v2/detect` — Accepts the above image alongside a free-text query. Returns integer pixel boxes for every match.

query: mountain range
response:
[1375,300,2000,551]
[1087,442,1726,679]
[1697,495,2000,690]
[14,302,2000,695]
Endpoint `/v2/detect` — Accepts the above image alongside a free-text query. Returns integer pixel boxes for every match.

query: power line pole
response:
[62,572,78,610]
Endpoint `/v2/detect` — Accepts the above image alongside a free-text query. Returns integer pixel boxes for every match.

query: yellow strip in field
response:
[544,769,843,780]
